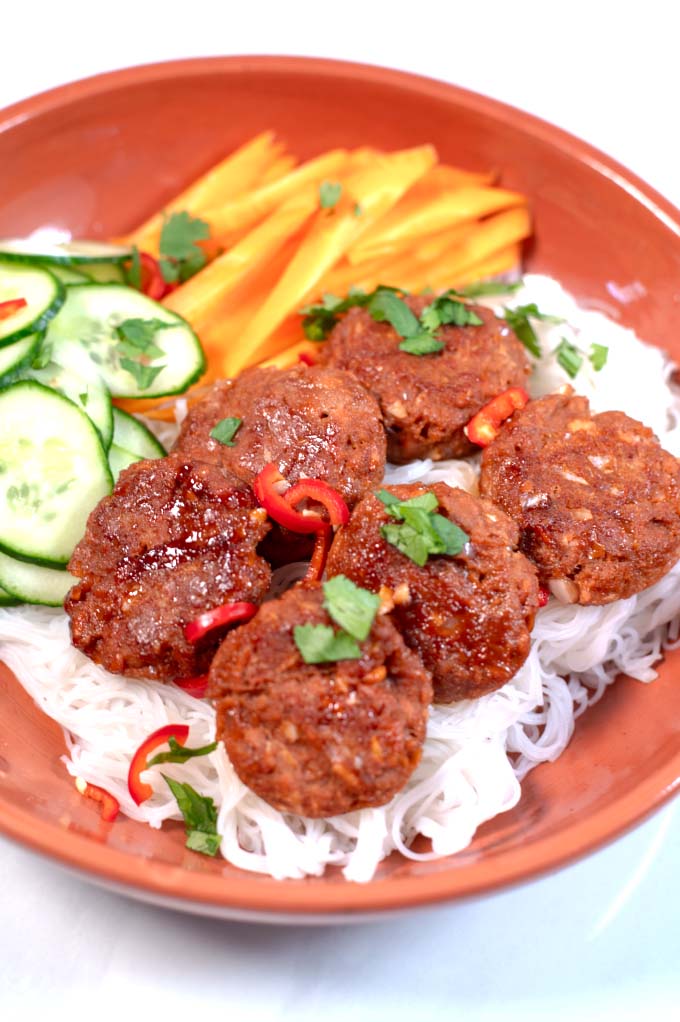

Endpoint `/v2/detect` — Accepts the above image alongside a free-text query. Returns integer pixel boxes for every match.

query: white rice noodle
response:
[2,273,680,883]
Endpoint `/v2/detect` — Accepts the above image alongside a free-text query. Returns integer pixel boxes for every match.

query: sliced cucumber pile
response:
[0,381,112,567]
[0,238,204,605]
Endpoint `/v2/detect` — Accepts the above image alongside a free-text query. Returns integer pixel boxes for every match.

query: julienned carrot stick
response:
[162,189,319,323]
[122,131,285,253]
[217,145,437,375]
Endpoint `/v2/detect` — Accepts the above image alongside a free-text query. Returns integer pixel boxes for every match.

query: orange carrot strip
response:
[122,131,284,253]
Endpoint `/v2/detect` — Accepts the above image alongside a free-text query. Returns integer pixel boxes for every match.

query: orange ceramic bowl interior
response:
[1,56,680,922]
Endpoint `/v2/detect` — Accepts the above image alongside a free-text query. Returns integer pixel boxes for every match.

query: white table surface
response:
[2,2,679,1018]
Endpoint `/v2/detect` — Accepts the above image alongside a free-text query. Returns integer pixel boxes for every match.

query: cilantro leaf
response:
[119,358,166,391]
[430,513,469,556]
[589,343,609,371]
[368,289,422,338]
[319,181,343,210]
[186,830,222,856]
[115,318,170,361]
[377,489,469,565]
[163,775,221,857]
[159,211,210,284]
[148,737,218,767]
[293,623,362,664]
[422,293,483,329]
[502,302,562,358]
[353,202,363,217]
[555,337,583,379]
[398,333,445,355]
[459,279,523,298]
[322,575,380,642]
[209,417,242,446]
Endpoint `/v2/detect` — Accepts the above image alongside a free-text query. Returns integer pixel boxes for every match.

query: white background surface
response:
[2,1,680,1018]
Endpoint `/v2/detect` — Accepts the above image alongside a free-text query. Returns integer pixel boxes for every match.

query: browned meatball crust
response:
[208,584,433,817]
[326,483,539,703]
[479,390,680,604]
[173,364,386,508]
[319,296,530,463]
[66,453,271,682]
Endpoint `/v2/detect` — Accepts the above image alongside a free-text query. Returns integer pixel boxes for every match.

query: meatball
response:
[208,584,432,817]
[326,482,539,702]
[173,364,386,508]
[66,453,271,682]
[319,296,530,463]
[479,389,680,604]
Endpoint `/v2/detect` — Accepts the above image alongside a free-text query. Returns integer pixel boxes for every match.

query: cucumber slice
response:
[0,332,43,383]
[20,361,114,450]
[0,260,65,348]
[0,380,112,567]
[0,548,73,606]
[0,582,20,606]
[108,443,143,482]
[80,262,127,284]
[44,284,205,398]
[0,239,133,265]
[50,265,91,285]
[112,407,166,459]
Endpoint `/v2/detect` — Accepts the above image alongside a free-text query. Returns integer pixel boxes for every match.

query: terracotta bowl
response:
[1,57,680,923]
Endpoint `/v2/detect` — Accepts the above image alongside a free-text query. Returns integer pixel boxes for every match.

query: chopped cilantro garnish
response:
[119,358,165,391]
[353,202,363,217]
[458,279,523,298]
[294,623,361,664]
[322,575,380,641]
[421,292,483,330]
[115,318,170,361]
[555,337,583,379]
[148,737,218,766]
[368,289,422,337]
[163,776,221,857]
[209,417,242,446]
[589,343,609,371]
[115,319,170,390]
[398,334,445,355]
[159,211,211,283]
[300,284,482,354]
[377,489,468,567]
[319,181,343,210]
[78,391,89,407]
[502,303,563,358]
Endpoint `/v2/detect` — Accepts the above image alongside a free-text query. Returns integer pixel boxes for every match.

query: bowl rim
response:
[2,53,680,920]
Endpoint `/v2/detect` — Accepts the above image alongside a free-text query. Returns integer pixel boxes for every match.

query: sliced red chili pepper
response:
[174,674,209,698]
[464,387,530,447]
[127,724,190,805]
[184,601,258,644]
[284,478,350,528]
[253,463,322,534]
[297,352,316,366]
[538,585,550,608]
[75,777,120,822]
[127,251,175,300]
[304,524,332,582]
[0,297,27,321]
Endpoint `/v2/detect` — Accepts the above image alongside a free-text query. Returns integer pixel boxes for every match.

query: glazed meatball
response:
[208,583,432,817]
[479,390,680,604]
[326,482,540,702]
[66,454,271,682]
[320,296,530,463]
[173,364,386,508]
